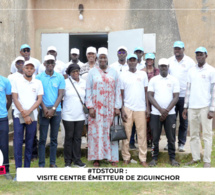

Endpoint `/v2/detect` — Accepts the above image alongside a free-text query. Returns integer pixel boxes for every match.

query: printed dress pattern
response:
[86,66,121,162]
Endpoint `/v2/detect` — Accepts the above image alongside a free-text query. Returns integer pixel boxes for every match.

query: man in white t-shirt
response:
[38,46,66,77]
[110,46,128,74]
[12,60,43,180]
[168,41,196,152]
[183,47,215,168]
[134,47,145,70]
[121,54,149,167]
[148,58,180,167]
[10,44,40,75]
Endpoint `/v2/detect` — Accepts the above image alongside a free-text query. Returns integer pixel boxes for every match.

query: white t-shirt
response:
[38,60,66,75]
[10,57,40,75]
[8,72,23,110]
[12,76,44,119]
[187,63,215,109]
[148,74,180,115]
[169,55,195,97]
[120,70,148,111]
[62,77,86,121]
[110,61,129,75]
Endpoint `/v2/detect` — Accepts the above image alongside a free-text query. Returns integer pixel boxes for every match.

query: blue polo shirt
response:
[0,76,11,118]
[36,71,65,111]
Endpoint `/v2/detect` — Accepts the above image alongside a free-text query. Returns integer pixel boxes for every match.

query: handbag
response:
[69,78,89,114]
[110,116,127,141]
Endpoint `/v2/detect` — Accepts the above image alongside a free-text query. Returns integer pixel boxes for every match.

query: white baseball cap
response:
[47,46,57,52]
[70,48,80,55]
[24,60,35,67]
[98,47,108,56]
[44,55,55,62]
[117,46,127,52]
[15,56,25,63]
[158,58,169,66]
[86,46,97,55]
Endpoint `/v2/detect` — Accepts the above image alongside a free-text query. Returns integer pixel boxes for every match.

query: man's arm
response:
[6,95,12,110]
[182,82,191,120]
[121,89,128,122]
[145,87,150,118]
[208,83,215,119]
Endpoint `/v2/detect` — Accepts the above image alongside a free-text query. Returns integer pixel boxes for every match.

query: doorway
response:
[69,33,108,63]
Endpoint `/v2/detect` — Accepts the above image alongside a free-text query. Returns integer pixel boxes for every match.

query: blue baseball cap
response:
[173,41,184,48]
[145,53,155,60]
[20,44,31,51]
[134,47,144,52]
[127,54,138,60]
[195,47,207,54]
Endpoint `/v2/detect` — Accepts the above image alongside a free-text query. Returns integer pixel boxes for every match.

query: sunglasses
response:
[22,48,30,53]
[118,51,126,54]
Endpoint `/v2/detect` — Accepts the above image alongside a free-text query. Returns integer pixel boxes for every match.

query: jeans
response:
[0,117,9,173]
[175,97,188,145]
[38,110,61,167]
[150,114,176,160]
[13,118,37,169]
[63,120,85,165]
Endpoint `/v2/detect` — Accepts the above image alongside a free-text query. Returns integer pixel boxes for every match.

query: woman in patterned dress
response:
[86,47,121,167]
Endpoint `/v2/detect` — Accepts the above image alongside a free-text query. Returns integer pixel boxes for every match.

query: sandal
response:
[93,160,100,167]
[111,162,118,167]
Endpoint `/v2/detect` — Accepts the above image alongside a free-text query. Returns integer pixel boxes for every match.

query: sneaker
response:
[178,144,185,152]
[170,159,180,167]
[4,173,13,180]
[204,162,211,168]
[164,144,168,150]
[185,160,200,166]
[13,175,17,182]
[74,160,86,168]
[129,144,136,149]
[149,159,157,167]
[50,164,58,168]
[65,163,71,168]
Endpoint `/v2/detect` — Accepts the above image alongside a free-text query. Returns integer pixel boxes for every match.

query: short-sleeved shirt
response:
[0,76,11,118]
[62,77,86,121]
[10,57,40,75]
[148,74,180,115]
[169,55,195,97]
[12,76,44,119]
[120,70,148,111]
[36,71,65,111]
[110,61,129,75]
[38,60,66,76]
[8,72,23,110]
[187,63,215,109]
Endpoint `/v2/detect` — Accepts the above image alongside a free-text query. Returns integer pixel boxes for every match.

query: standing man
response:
[121,54,149,167]
[148,58,180,167]
[183,47,215,168]
[80,46,98,80]
[12,60,43,180]
[134,47,145,70]
[110,46,128,74]
[38,46,66,77]
[36,55,65,168]
[10,44,40,75]
[168,41,195,152]
[0,74,12,180]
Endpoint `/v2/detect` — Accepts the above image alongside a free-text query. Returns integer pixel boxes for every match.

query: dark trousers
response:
[13,118,37,169]
[38,110,61,167]
[150,114,176,160]
[63,120,84,165]
[175,97,188,145]
[0,117,9,173]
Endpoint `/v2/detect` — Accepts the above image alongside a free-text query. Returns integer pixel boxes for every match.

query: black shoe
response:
[50,164,58,168]
[170,159,180,167]
[74,160,86,168]
[149,159,157,167]
[65,163,71,168]
[4,173,13,180]
[129,144,136,149]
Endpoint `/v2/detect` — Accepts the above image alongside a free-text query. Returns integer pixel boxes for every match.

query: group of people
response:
[0,41,214,181]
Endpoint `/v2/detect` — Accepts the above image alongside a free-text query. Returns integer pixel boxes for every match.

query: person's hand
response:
[21,110,31,118]
[114,108,120,116]
[43,107,49,118]
[24,116,32,125]
[159,108,168,118]
[146,107,150,118]
[89,108,96,118]
[121,107,128,123]
[47,109,55,118]
[207,111,214,119]
[160,115,167,122]
[182,109,188,120]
